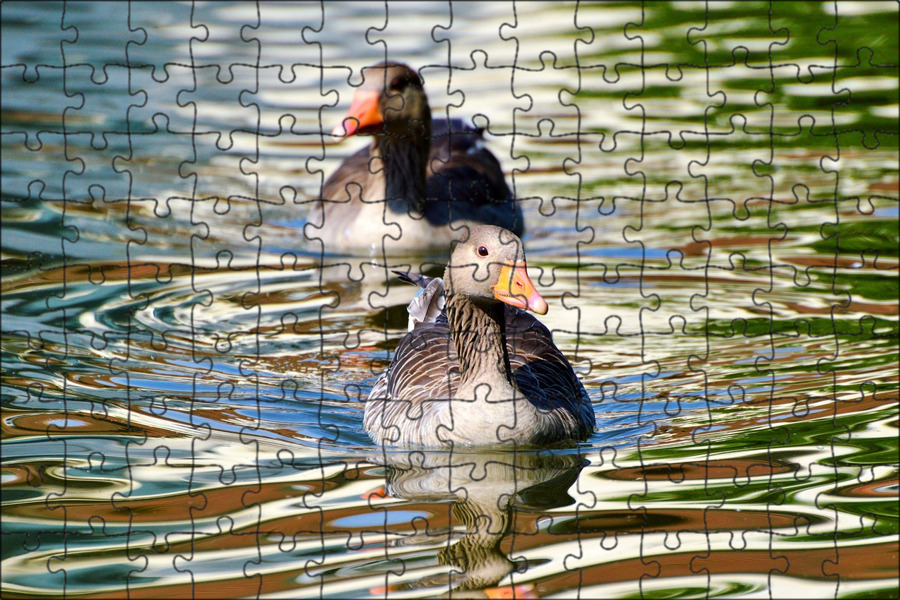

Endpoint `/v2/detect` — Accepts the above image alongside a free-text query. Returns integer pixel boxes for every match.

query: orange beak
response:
[332,89,382,137]
[493,262,548,315]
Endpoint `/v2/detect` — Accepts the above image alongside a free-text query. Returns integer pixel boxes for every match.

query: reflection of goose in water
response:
[375,450,585,595]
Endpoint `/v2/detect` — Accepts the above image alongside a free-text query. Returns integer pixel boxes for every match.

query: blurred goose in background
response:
[365,225,595,446]
[307,62,523,253]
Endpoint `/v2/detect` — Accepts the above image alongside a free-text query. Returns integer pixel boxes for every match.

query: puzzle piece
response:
[2,1,898,598]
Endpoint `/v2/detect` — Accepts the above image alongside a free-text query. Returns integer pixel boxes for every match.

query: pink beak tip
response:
[530,293,549,315]
[331,120,350,137]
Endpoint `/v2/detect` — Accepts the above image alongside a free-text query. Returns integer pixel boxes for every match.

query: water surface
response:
[2,1,898,598]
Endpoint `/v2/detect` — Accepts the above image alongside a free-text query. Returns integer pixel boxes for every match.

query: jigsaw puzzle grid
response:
[1,1,898,598]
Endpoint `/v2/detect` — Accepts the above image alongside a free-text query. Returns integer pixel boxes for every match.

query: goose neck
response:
[444,294,515,390]
[372,119,430,213]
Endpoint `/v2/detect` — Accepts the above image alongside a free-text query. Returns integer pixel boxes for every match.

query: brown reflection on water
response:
[602,460,797,483]
[835,477,899,499]
[539,542,900,597]
[552,507,818,537]
[51,577,274,600]
[2,411,139,440]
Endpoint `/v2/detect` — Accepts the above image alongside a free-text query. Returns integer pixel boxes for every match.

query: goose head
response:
[444,225,548,315]
[332,62,430,138]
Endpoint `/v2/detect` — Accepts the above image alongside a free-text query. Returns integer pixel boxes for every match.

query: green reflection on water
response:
[813,220,900,255]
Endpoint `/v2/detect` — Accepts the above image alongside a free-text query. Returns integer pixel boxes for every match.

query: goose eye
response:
[389,76,404,90]
[477,245,489,257]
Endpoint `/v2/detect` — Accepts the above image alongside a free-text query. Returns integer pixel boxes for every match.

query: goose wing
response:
[365,316,458,442]
[425,120,522,235]
[366,274,456,439]
[312,145,373,233]
[504,308,596,439]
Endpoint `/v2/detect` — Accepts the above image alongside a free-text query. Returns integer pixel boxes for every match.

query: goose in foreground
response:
[365,225,595,446]
[308,62,523,253]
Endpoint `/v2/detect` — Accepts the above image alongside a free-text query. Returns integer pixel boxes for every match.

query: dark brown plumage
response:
[365,225,595,446]
[308,62,523,252]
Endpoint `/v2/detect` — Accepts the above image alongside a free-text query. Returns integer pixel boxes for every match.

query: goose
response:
[364,225,595,446]
[307,62,523,253]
